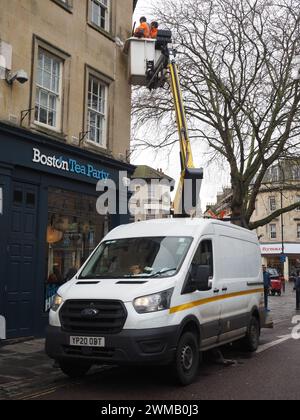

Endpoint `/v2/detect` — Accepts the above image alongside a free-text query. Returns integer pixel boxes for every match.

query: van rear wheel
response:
[241,316,260,353]
[172,332,199,386]
[59,361,91,379]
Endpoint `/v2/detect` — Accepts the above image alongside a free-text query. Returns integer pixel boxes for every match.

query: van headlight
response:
[133,289,174,314]
[51,294,63,312]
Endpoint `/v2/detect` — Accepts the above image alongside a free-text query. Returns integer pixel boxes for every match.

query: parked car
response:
[46,219,266,386]
[267,268,282,296]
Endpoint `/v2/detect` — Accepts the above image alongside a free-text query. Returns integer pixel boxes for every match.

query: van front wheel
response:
[173,332,199,386]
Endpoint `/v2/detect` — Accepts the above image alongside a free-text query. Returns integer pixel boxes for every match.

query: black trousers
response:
[296,289,300,310]
[264,288,269,310]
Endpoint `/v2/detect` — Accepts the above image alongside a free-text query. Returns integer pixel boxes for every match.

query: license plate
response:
[70,336,105,348]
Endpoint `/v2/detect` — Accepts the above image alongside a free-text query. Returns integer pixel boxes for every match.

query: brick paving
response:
[269,282,298,324]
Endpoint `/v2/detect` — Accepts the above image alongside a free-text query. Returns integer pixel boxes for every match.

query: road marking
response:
[257,335,292,354]
[20,387,61,400]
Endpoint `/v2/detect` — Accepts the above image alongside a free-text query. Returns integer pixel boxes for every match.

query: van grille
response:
[62,345,115,359]
[60,300,127,335]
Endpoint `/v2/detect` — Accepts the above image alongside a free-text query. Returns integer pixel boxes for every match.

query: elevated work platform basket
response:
[124,37,161,86]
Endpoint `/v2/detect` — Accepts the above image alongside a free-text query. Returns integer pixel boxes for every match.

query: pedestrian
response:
[295,271,300,311]
[262,265,271,312]
[134,16,150,39]
[150,21,159,39]
[278,270,286,294]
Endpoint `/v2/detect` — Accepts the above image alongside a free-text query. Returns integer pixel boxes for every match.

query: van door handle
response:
[214,289,220,294]
[222,287,228,292]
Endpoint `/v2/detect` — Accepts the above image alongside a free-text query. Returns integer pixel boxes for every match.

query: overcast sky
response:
[131,0,228,210]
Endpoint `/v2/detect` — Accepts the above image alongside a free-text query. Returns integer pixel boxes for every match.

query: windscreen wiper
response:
[147,268,177,278]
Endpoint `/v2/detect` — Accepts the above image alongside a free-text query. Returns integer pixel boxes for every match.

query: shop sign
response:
[261,244,300,255]
[32,148,110,181]
[261,245,283,255]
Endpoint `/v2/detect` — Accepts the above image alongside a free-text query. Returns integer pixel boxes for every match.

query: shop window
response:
[45,188,106,311]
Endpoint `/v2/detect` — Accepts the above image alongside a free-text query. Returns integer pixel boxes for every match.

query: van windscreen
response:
[79,237,193,280]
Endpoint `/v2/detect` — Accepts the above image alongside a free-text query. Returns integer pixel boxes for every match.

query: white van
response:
[46,219,265,385]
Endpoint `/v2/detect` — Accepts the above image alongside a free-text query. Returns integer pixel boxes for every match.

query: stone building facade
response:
[0,0,136,339]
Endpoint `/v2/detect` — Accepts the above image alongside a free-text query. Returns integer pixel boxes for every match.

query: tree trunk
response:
[231,177,249,229]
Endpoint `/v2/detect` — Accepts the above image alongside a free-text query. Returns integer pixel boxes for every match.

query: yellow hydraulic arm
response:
[168,59,203,217]
[145,34,203,217]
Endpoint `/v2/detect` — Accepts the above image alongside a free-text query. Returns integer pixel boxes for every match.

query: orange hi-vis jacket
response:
[150,28,158,39]
[135,22,150,38]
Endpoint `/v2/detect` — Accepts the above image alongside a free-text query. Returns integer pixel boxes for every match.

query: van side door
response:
[217,236,253,343]
[185,239,221,350]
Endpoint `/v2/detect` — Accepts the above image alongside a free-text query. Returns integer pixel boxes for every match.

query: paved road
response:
[29,320,299,401]
[29,290,300,401]
[1,285,299,401]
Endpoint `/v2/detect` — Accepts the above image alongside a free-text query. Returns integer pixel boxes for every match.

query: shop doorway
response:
[4,182,38,338]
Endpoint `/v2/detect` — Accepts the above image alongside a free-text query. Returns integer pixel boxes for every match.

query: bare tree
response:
[132,0,300,229]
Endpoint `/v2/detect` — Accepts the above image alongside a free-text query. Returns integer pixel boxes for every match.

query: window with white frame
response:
[87,75,107,147]
[269,166,280,182]
[297,224,300,239]
[270,224,277,239]
[90,0,110,31]
[292,165,300,180]
[52,0,73,9]
[35,49,62,129]
[269,196,277,212]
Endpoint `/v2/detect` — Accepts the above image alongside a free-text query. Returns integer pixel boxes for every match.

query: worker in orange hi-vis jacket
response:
[150,21,159,39]
[134,16,150,38]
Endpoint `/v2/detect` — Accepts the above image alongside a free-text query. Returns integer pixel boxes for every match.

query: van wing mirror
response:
[191,264,211,291]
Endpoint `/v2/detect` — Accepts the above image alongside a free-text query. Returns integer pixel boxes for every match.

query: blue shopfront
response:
[0,123,135,339]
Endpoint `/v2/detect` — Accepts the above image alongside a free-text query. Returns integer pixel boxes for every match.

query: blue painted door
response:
[5,182,38,338]
[0,177,9,326]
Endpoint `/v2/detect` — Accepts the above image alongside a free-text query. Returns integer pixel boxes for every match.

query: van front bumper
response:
[46,326,178,366]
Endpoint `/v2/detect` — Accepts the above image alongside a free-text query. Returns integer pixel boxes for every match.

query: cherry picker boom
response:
[125,31,203,217]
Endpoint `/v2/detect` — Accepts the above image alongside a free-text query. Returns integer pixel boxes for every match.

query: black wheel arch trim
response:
[250,306,262,328]
[176,315,202,345]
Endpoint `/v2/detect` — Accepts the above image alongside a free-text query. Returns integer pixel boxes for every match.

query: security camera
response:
[6,69,29,85]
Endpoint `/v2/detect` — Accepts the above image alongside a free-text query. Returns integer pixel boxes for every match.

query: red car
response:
[267,268,283,296]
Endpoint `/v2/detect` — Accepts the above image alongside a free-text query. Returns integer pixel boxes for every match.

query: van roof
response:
[105,218,257,240]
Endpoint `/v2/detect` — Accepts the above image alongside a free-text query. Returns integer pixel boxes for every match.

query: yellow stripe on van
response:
[169,289,264,314]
